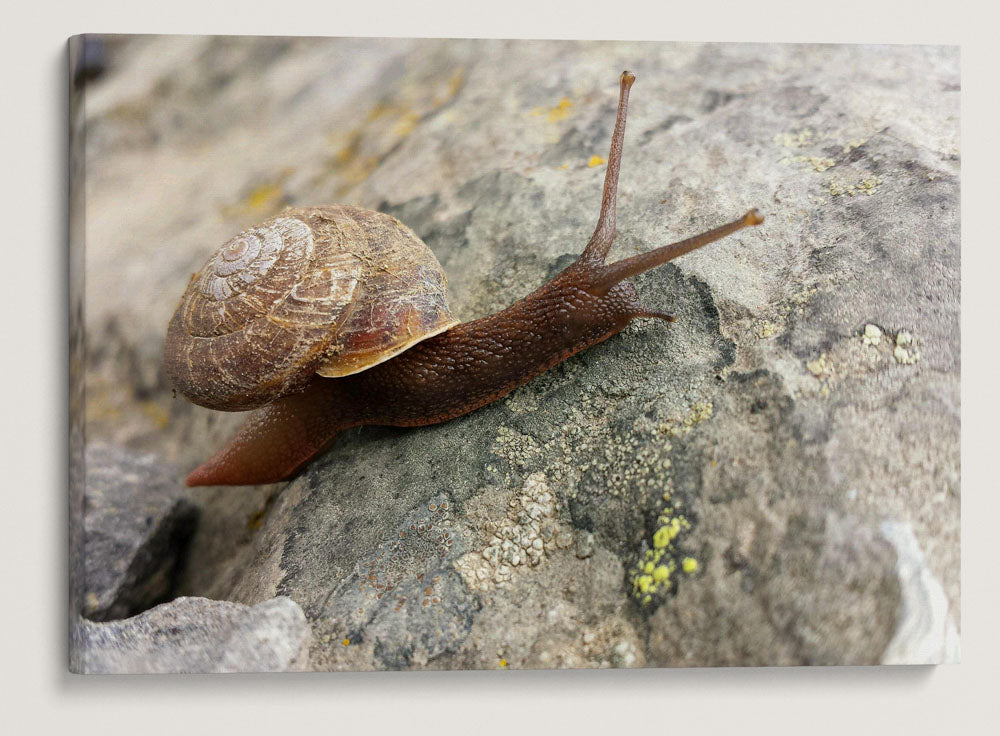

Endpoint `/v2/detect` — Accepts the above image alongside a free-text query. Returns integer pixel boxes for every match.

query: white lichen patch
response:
[892,332,920,365]
[861,327,920,365]
[862,323,883,346]
[454,473,566,592]
[795,325,924,400]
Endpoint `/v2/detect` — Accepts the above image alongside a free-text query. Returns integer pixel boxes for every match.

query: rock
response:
[78,38,959,668]
[880,521,961,664]
[71,596,310,674]
[78,443,198,621]
[647,509,901,666]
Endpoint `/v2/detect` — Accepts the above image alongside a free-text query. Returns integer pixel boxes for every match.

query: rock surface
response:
[77,38,959,669]
[71,596,310,673]
[79,443,197,621]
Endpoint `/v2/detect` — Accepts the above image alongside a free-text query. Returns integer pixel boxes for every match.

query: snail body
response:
[165,72,764,486]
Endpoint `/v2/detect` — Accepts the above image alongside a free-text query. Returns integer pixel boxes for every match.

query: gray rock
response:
[78,443,197,621]
[71,596,310,674]
[78,38,959,669]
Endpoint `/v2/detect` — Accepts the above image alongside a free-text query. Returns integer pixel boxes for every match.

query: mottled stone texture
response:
[78,37,959,669]
[72,597,310,673]
[79,443,197,622]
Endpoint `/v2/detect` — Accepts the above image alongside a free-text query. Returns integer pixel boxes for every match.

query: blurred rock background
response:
[71,36,959,671]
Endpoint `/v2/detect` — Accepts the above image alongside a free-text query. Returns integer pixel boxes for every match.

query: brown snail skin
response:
[165,71,764,487]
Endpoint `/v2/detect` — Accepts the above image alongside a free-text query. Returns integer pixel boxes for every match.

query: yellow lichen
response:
[774,129,815,148]
[629,501,694,605]
[830,173,883,197]
[682,557,699,574]
[588,155,607,168]
[754,320,779,339]
[857,176,882,195]
[246,183,283,212]
[658,400,714,437]
[806,353,829,377]
[220,170,293,220]
[532,97,574,123]
[782,154,835,172]
[842,138,867,154]
[138,400,169,429]
[810,157,835,172]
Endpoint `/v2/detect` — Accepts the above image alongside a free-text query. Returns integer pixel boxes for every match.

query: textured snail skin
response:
[183,72,763,486]
[185,272,641,486]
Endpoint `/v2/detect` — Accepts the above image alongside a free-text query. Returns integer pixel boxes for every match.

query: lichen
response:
[340,495,456,615]
[842,138,868,153]
[454,473,565,591]
[806,352,833,396]
[893,344,920,365]
[531,97,573,123]
[782,154,835,172]
[219,170,292,220]
[806,353,829,377]
[773,128,816,148]
[830,174,883,197]
[862,324,883,346]
[627,499,696,606]
[657,400,714,437]
[754,320,779,339]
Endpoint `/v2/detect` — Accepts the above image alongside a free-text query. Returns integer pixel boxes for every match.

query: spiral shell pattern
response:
[164,206,456,411]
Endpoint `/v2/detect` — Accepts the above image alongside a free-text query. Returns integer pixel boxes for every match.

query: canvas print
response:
[68,35,960,673]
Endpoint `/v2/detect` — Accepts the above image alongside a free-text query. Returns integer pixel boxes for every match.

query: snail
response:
[164,71,764,487]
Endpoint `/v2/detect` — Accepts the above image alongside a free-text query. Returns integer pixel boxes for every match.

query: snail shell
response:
[163,205,458,411]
